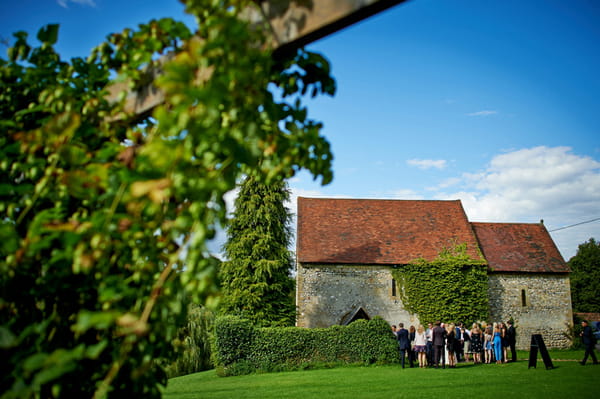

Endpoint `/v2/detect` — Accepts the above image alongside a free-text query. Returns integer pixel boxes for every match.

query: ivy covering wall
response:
[391,244,489,324]
[213,316,399,376]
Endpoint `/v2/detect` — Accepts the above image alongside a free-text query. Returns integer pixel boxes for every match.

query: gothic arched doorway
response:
[340,307,371,325]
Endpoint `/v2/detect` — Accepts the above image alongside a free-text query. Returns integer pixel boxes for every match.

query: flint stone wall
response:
[296,264,419,328]
[297,264,573,349]
[488,273,573,349]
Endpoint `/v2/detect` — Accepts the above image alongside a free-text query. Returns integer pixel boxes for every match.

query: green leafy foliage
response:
[568,238,600,313]
[219,176,296,326]
[162,303,215,378]
[213,316,399,376]
[566,314,585,350]
[0,1,336,397]
[391,243,489,325]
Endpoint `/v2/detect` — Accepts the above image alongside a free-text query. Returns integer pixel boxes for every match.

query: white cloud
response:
[223,187,239,217]
[57,0,96,8]
[435,146,600,259]
[467,110,498,116]
[407,158,447,170]
[436,177,461,189]
[212,147,600,261]
[384,189,423,199]
[204,188,237,258]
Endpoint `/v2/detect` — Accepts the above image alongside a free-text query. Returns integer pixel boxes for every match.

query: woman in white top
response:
[413,325,428,368]
[484,326,493,364]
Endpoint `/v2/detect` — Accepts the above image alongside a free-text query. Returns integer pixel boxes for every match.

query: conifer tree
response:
[219,176,295,326]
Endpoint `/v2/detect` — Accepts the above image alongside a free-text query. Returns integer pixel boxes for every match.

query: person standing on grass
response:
[445,323,457,368]
[426,322,434,366]
[397,323,412,369]
[500,322,509,363]
[506,320,517,362]
[470,324,483,364]
[432,321,446,368]
[493,323,503,364]
[414,325,428,368]
[580,320,598,366]
[453,323,463,365]
[459,322,470,362]
[484,325,493,364]
[409,325,416,367]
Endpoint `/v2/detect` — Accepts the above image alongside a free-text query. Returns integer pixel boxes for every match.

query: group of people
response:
[391,320,517,369]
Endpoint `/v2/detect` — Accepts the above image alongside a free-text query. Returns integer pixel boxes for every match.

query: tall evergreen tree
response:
[219,176,295,326]
[569,238,600,313]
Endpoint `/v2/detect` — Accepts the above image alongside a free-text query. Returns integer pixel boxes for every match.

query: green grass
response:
[163,350,599,398]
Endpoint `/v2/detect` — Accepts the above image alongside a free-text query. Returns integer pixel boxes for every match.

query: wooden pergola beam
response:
[107,0,407,119]
[248,0,407,56]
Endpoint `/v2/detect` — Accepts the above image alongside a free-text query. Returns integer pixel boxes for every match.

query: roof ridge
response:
[470,221,545,226]
[298,196,461,202]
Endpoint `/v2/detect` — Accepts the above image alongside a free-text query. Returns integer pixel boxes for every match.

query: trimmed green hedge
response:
[213,316,399,376]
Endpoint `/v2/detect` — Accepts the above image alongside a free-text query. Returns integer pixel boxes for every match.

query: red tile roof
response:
[297,197,569,274]
[471,222,568,273]
[296,197,482,265]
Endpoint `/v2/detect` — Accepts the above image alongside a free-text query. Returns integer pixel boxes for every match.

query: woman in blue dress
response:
[493,323,503,364]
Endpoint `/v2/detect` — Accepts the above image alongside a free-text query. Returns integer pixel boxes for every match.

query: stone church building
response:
[295,197,573,349]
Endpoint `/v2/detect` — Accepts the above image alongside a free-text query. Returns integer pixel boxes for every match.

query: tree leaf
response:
[37,24,59,45]
[0,326,17,349]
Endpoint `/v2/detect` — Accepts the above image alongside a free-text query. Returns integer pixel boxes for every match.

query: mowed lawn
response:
[163,351,599,399]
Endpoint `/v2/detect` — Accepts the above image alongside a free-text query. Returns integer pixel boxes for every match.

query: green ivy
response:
[391,243,489,325]
[213,316,399,376]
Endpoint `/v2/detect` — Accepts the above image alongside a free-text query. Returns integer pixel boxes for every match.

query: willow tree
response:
[219,176,295,326]
[0,1,334,396]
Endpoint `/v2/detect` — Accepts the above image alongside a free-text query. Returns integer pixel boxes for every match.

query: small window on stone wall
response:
[521,289,527,307]
[391,278,397,297]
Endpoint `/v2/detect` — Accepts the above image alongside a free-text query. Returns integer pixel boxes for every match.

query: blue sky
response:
[2,0,599,259]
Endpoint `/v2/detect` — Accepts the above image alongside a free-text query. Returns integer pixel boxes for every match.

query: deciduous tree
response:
[569,238,600,313]
[0,1,334,396]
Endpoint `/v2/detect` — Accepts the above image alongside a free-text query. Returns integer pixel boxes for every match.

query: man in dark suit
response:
[455,323,462,362]
[580,320,598,365]
[425,322,434,366]
[396,323,413,368]
[506,320,517,362]
[432,321,446,368]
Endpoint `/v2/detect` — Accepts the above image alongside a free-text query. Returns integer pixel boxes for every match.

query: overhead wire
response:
[548,217,600,232]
